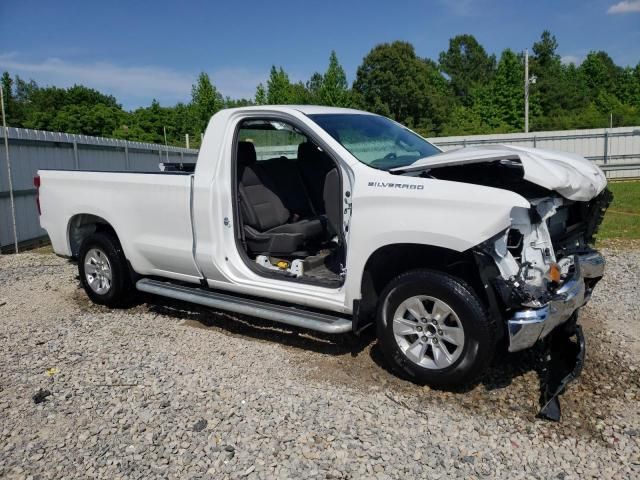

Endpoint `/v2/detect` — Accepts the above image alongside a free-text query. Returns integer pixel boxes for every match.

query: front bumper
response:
[507,252,604,352]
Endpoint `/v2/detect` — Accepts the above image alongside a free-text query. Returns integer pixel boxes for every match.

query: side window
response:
[238,120,306,161]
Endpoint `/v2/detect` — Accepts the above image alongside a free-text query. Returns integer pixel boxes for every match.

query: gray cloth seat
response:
[323,168,341,236]
[297,142,335,215]
[237,142,325,255]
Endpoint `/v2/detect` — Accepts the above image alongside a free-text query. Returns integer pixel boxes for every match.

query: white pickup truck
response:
[37,106,611,390]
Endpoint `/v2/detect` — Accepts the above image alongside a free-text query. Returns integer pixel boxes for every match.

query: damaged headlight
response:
[481,199,566,308]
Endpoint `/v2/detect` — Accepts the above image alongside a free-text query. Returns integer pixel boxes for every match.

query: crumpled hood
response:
[392,144,607,201]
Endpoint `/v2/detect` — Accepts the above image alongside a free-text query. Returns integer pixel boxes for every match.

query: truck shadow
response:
[144,293,544,395]
[143,294,372,357]
[367,340,544,393]
[136,294,636,434]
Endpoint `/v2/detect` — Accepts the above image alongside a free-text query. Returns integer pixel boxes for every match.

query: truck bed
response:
[38,169,202,283]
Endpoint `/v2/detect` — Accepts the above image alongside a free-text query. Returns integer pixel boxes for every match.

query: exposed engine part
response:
[483,197,565,306]
[493,276,537,307]
[417,158,551,199]
[551,188,613,256]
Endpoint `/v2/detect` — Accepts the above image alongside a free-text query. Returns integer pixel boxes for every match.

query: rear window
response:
[238,120,306,161]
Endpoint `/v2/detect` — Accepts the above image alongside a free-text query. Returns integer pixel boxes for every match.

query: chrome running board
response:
[136,278,352,334]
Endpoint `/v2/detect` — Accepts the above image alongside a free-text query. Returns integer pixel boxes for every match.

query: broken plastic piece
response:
[537,321,585,422]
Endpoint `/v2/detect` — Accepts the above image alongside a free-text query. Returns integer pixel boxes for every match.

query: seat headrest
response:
[298,141,333,166]
[237,141,257,168]
[297,141,317,162]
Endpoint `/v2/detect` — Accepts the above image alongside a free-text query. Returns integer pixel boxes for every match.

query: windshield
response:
[308,114,440,170]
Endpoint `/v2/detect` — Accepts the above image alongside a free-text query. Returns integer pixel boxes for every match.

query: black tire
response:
[376,269,496,389]
[78,232,134,308]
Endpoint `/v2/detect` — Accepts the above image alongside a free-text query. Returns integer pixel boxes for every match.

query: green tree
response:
[49,104,124,137]
[634,62,640,101]
[4,38,640,143]
[224,97,253,108]
[306,72,324,103]
[353,41,453,133]
[627,62,640,108]
[530,30,564,117]
[254,83,267,105]
[438,34,496,105]
[532,31,559,69]
[126,100,167,143]
[266,66,294,104]
[289,81,311,104]
[580,51,621,97]
[318,51,350,106]
[534,62,590,130]
[1,72,20,125]
[440,105,487,136]
[65,84,120,108]
[473,49,528,131]
[9,79,127,134]
[190,72,224,134]
[1,71,12,98]
[559,63,590,112]
[13,75,38,118]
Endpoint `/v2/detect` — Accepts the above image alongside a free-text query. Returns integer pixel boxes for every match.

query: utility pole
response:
[0,84,19,253]
[524,49,529,133]
[185,133,190,149]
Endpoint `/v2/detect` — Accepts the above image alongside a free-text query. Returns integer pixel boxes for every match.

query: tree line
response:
[2,31,639,148]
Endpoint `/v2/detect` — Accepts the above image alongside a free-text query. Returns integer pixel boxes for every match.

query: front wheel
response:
[376,269,495,389]
[78,232,134,307]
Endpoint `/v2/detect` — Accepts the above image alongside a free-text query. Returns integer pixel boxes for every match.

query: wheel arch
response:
[67,213,120,259]
[356,243,491,331]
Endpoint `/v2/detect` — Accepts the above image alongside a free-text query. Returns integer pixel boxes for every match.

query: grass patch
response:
[597,180,640,240]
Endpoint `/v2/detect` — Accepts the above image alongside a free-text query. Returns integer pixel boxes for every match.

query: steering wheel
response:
[384,152,397,160]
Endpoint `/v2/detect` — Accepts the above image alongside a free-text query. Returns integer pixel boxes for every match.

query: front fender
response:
[344,176,530,305]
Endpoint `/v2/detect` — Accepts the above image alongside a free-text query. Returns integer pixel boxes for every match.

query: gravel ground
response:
[0,247,638,479]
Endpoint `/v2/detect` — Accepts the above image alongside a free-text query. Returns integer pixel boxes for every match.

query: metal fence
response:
[426,126,640,179]
[250,127,640,178]
[1,125,639,252]
[0,127,198,252]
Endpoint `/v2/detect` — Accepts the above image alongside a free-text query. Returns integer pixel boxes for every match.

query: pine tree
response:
[190,72,224,134]
[266,66,293,104]
[254,83,267,105]
[319,51,350,107]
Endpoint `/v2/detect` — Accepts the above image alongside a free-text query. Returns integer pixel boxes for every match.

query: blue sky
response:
[1,0,639,110]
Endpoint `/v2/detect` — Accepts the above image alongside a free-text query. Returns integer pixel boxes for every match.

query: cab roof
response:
[224,105,375,116]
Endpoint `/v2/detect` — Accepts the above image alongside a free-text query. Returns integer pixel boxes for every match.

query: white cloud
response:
[438,0,474,16]
[561,55,583,65]
[607,1,640,14]
[0,53,265,108]
[203,67,265,100]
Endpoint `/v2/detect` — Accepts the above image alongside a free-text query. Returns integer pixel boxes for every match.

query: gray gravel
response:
[0,248,638,479]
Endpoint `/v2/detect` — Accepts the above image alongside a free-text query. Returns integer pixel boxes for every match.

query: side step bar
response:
[136,278,353,334]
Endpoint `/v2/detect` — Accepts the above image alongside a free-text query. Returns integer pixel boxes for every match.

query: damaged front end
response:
[396,145,612,419]
[481,189,611,353]
[478,188,612,420]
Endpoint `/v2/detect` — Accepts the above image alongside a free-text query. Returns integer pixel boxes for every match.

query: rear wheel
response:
[376,269,495,388]
[78,232,134,307]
